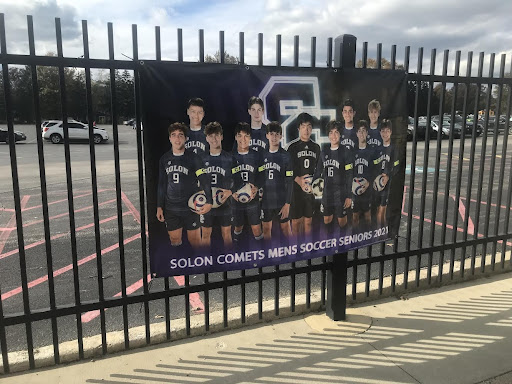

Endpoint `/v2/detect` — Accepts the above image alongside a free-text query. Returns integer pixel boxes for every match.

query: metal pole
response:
[326,34,356,321]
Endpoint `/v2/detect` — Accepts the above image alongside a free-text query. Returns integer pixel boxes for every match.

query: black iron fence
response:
[0,13,511,374]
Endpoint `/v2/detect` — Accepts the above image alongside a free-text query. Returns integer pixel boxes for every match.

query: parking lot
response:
[0,123,511,353]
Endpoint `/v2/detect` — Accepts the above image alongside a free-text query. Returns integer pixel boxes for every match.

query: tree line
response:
[0,54,508,124]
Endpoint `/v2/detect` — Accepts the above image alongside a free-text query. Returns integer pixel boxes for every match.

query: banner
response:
[140,62,407,277]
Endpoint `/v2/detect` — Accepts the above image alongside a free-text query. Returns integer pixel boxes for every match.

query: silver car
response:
[42,120,109,144]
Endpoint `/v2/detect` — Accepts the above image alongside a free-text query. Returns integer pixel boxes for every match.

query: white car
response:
[42,120,108,144]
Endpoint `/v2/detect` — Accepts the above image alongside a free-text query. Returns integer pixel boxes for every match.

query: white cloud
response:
[0,0,510,75]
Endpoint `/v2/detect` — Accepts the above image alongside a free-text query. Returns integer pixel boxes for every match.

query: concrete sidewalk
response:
[2,272,512,384]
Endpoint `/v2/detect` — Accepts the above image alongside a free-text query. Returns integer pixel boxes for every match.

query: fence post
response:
[326,34,356,321]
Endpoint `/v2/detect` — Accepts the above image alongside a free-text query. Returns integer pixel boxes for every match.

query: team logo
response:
[311,178,324,197]
[352,177,369,196]
[188,190,207,212]
[236,184,253,203]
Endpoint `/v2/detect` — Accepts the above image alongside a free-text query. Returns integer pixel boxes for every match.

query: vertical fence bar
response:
[474,53,495,273]
[306,35,317,308]
[199,29,204,63]
[323,36,333,303]
[177,28,183,62]
[429,49,449,283]
[197,28,210,330]
[416,48,436,286]
[404,46,410,72]
[27,14,59,363]
[239,32,244,65]
[499,57,512,267]
[258,33,263,66]
[220,31,225,64]
[327,37,333,68]
[273,33,281,315]
[55,17,84,359]
[405,47,422,290]
[484,54,506,270]
[1,13,35,368]
[453,51,473,279]
[362,42,368,68]
[441,50,461,280]
[310,36,316,68]
[376,43,382,69]
[155,24,171,340]
[391,45,396,70]
[239,30,246,323]
[0,286,8,373]
[276,34,281,68]
[294,35,299,67]
[108,22,129,348]
[82,19,107,355]
[466,52,485,275]
[132,23,151,344]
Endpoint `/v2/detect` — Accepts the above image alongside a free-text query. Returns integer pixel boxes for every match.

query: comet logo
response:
[258,76,336,147]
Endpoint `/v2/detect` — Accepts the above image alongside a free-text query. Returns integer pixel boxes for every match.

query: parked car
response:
[484,116,511,134]
[0,128,26,144]
[42,120,109,144]
[407,116,443,140]
[123,118,135,126]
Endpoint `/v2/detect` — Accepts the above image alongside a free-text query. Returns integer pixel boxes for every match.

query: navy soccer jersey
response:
[313,146,353,206]
[204,150,239,191]
[367,126,382,148]
[250,125,268,152]
[157,149,212,213]
[353,146,380,198]
[185,126,208,157]
[233,148,263,209]
[259,147,293,210]
[340,126,357,151]
[377,143,399,192]
[286,139,321,178]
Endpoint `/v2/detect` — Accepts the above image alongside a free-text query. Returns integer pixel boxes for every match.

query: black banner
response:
[140,62,407,277]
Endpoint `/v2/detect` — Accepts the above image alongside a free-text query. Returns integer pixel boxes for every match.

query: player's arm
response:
[156,156,166,222]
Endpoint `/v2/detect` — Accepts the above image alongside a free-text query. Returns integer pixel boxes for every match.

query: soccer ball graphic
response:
[303,175,313,194]
[236,184,253,203]
[188,190,207,212]
[312,178,324,197]
[212,187,225,208]
[352,177,369,196]
[373,174,387,192]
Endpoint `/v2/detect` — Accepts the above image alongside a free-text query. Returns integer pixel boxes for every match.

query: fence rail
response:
[0,13,511,374]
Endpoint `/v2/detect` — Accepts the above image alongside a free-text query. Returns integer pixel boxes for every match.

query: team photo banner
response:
[139,62,407,277]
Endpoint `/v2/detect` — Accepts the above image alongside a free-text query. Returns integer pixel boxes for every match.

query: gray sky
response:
[1,0,511,75]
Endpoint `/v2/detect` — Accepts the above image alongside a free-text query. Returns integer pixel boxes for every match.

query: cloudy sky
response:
[1,0,512,75]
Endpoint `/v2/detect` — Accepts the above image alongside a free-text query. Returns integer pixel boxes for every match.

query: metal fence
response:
[1,13,512,373]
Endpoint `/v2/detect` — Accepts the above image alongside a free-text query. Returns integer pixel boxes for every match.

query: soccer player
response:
[248,96,268,152]
[259,121,293,240]
[201,122,239,248]
[287,112,320,237]
[185,97,208,157]
[340,98,357,151]
[156,123,212,249]
[233,97,269,153]
[352,120,379,231]
[232,122,263,242]
[313,120,353,233]
[367,99,382,148]
[376,119,399,227]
